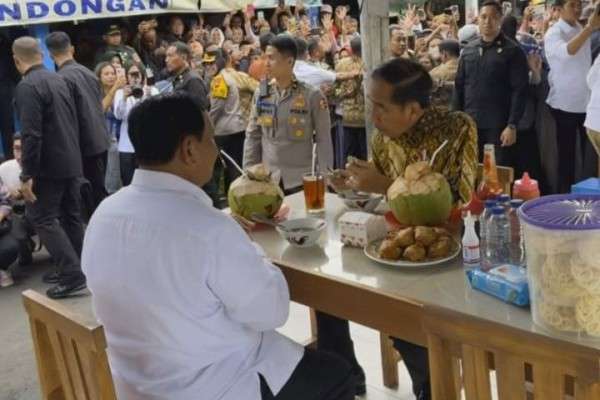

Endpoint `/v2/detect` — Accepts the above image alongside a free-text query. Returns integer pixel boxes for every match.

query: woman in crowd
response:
[113,63,159,186]
[96,62,126,194]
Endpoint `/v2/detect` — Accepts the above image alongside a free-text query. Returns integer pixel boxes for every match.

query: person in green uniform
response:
[95,25,142,68]
[327,57,479,400]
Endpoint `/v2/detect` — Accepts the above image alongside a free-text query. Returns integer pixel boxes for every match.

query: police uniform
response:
[243,76,333,190]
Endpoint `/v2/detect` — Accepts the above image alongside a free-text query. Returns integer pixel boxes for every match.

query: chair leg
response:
[380,332,399,389]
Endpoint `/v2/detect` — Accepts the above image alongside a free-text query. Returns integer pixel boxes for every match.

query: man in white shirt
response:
[545,0,600,192]
[82,92,355,400]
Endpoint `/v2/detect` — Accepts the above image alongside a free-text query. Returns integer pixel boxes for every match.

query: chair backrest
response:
[477,163,515,197]
[22,290,117,400]
[423,305,600,400]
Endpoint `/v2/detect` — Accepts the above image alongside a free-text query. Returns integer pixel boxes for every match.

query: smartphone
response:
[258,10,265,21]
[146,68,155,86]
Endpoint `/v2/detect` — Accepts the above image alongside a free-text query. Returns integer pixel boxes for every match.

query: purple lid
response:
[518,194,600,230]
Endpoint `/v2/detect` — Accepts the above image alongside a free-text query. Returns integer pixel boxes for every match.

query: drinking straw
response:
[220,150,245,175]
[430,140,449,167]
[311,142,317,176]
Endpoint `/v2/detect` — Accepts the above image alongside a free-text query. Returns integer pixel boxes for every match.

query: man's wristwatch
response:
[507,124,517,131]
[19,173,31,183]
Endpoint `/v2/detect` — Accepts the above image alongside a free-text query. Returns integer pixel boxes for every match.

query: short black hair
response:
[372,58,433,108]
[307,37,320,56]
[45,31,71,55]
[259,32,275,52]
[481,0,503,15]
[439,40,460,58]
[269,35,298,62]
[294,37,308,59]
[128,92,206,165]
[350,36,361,56]
[168,41,192,61]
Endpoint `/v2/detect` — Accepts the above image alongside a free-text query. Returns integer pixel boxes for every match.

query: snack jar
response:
[519,195,600,340]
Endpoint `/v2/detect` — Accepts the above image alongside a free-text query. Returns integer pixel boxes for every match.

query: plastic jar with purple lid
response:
[519,194,600,340]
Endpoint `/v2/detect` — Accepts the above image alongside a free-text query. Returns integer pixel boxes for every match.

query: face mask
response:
[429,47,441,60]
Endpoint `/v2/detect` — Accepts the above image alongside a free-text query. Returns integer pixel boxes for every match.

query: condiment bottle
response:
[477,144,503,200]
[512,172,540,201]
[462,212,481,268]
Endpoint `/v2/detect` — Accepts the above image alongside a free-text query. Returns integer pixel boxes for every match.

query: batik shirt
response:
[371,107,478,204]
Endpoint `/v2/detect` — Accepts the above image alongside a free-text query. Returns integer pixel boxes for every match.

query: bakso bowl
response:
[276,218,327,248]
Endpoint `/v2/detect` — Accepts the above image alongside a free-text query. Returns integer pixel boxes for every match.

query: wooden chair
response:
[22,290,117,400]
[477,163,515,197]
[423,304,600,400]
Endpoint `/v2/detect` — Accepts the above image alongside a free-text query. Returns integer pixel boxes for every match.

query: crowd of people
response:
[1,0,600,399]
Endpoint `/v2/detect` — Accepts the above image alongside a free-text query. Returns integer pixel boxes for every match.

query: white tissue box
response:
[339,212,387,248]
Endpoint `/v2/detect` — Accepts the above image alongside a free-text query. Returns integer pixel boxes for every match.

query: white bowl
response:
[339,191,383,212]
[276,218,327,248]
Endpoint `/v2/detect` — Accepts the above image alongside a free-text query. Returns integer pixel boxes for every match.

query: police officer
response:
[243,35,333,192]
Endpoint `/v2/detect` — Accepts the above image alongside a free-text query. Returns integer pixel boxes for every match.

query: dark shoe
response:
[46,277,87,299]
[354,366,366,396]
[42,270,60,284]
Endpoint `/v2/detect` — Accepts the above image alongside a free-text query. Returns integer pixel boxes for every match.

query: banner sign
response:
[0,0,322,27]
[0,0,204,27]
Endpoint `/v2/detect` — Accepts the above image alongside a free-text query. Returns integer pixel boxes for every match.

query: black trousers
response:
[0,227,19,271]
[343,126,367,163]
[260,348,355,400]
[549,108,589,193]
[26,177,84,283]
[0,81,15,160]
[215,132,244,194]
[83,152,108,213]
[119,152,137,187]
[316,312,430,398]
[477,128,516,169]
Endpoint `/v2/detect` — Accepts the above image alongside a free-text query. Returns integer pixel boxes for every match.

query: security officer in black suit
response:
[46,32,110,217]
[453,0,529,167]
[166,41,210,111]
[12,37,86,299]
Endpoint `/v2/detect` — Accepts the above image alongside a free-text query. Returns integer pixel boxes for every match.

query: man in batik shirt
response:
[326,58,478,400]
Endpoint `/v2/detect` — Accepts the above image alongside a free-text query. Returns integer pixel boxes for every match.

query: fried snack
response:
[393,227,415,247]
[403,244,427,262]
[571,258,600,295]
[428,237,452,259]
[415,226,437,246]
[538,300,581,333]
[379,239,402,260]
[540,254,581,300]
[575,295,600,337]
[433,227,451,238]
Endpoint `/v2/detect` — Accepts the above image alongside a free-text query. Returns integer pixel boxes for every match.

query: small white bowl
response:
[339,192,383,212]
[276,218,327,248]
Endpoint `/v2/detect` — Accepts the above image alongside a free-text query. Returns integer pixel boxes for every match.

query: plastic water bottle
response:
[485,206,510,267]
[462,212,480,268]
[498,194,511,211]
[508,199,525,266]
[480,200,497,268]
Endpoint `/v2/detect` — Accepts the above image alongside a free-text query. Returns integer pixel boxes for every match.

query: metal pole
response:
[359,0,389,154]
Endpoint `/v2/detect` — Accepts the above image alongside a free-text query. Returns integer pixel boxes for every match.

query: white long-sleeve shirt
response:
[585,55,600,131]
[82,169,303,400]
[544,19,592,113]
[113,87,159,153]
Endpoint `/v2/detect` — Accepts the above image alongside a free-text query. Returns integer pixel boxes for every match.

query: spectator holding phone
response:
[545,0,600,192]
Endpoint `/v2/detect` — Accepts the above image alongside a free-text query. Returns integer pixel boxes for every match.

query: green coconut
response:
[228,164,284,220]
[387,161,453,226]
